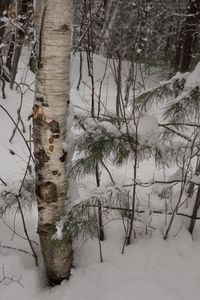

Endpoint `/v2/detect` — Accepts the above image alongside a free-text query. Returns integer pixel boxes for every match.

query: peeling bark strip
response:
[33,104,47,122]
[33,0,73,286]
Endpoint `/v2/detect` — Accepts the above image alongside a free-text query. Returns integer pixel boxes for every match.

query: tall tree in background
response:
[0,0,10,47]
[10,0,33,88]
[33,0,73,286]
[174,0,200,72]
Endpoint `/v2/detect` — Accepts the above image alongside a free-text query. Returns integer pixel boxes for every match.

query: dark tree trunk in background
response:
[0,0,10,46]
[175,0,200,73]
[189,187,200,235]
[10,0,33,88]
[6,33,15,72]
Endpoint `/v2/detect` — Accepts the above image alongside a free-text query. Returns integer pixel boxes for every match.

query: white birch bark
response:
[33,0,73,286]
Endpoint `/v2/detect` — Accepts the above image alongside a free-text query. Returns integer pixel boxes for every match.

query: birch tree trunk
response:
[33,0,73,286]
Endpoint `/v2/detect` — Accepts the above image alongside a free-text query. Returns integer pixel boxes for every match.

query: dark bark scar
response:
[49,145,54,152]
[59,151,67,162]
[49,120,60,134]
[36,182,58,203]
[49,137,54,144]
[35,148,50,168]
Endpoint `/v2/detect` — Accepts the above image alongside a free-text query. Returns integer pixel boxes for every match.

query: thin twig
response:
[86,204,200,219]
[15,195,38,266]
[0,242,33,257]
[0,104,35,163]
[0,265,24,287]
[0,177,7,187]
[1,217,39,246]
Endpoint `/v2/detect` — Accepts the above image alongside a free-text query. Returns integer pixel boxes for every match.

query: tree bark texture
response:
[33,0,73,286]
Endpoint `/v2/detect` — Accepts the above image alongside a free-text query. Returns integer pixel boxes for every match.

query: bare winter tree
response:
[33,0,73,286]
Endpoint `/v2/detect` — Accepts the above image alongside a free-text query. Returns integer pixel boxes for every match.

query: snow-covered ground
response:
[0,53,200,300]
[1,217,200,300]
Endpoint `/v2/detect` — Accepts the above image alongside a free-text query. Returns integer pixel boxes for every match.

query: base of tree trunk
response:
[39,225,73,286]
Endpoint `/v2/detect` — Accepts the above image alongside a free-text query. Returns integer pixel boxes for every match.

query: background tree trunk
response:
[174,0,200,72]
[33,0,73,286]
[10,0,33,88]
[0,0,10,46]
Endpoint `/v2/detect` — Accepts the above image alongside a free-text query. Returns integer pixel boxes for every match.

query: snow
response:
[138,114,159,138]
[1,216,200,300]
[44,228,200,300]
[1,52,200,300]
[184,62,200,89]
[191,175,200,186]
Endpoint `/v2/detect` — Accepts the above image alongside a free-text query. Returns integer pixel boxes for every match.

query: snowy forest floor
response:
[0,53,200,300]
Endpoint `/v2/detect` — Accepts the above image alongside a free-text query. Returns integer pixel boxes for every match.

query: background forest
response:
[0,0,200,299]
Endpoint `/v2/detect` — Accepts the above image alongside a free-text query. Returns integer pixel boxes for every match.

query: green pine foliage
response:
[73,117,135,177]
[53,185,131,241]
[137,73,187,111]
[73,64,200,183]
[137,65,200,127]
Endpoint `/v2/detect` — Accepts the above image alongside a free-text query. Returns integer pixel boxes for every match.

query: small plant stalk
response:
[189,187,200,235]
